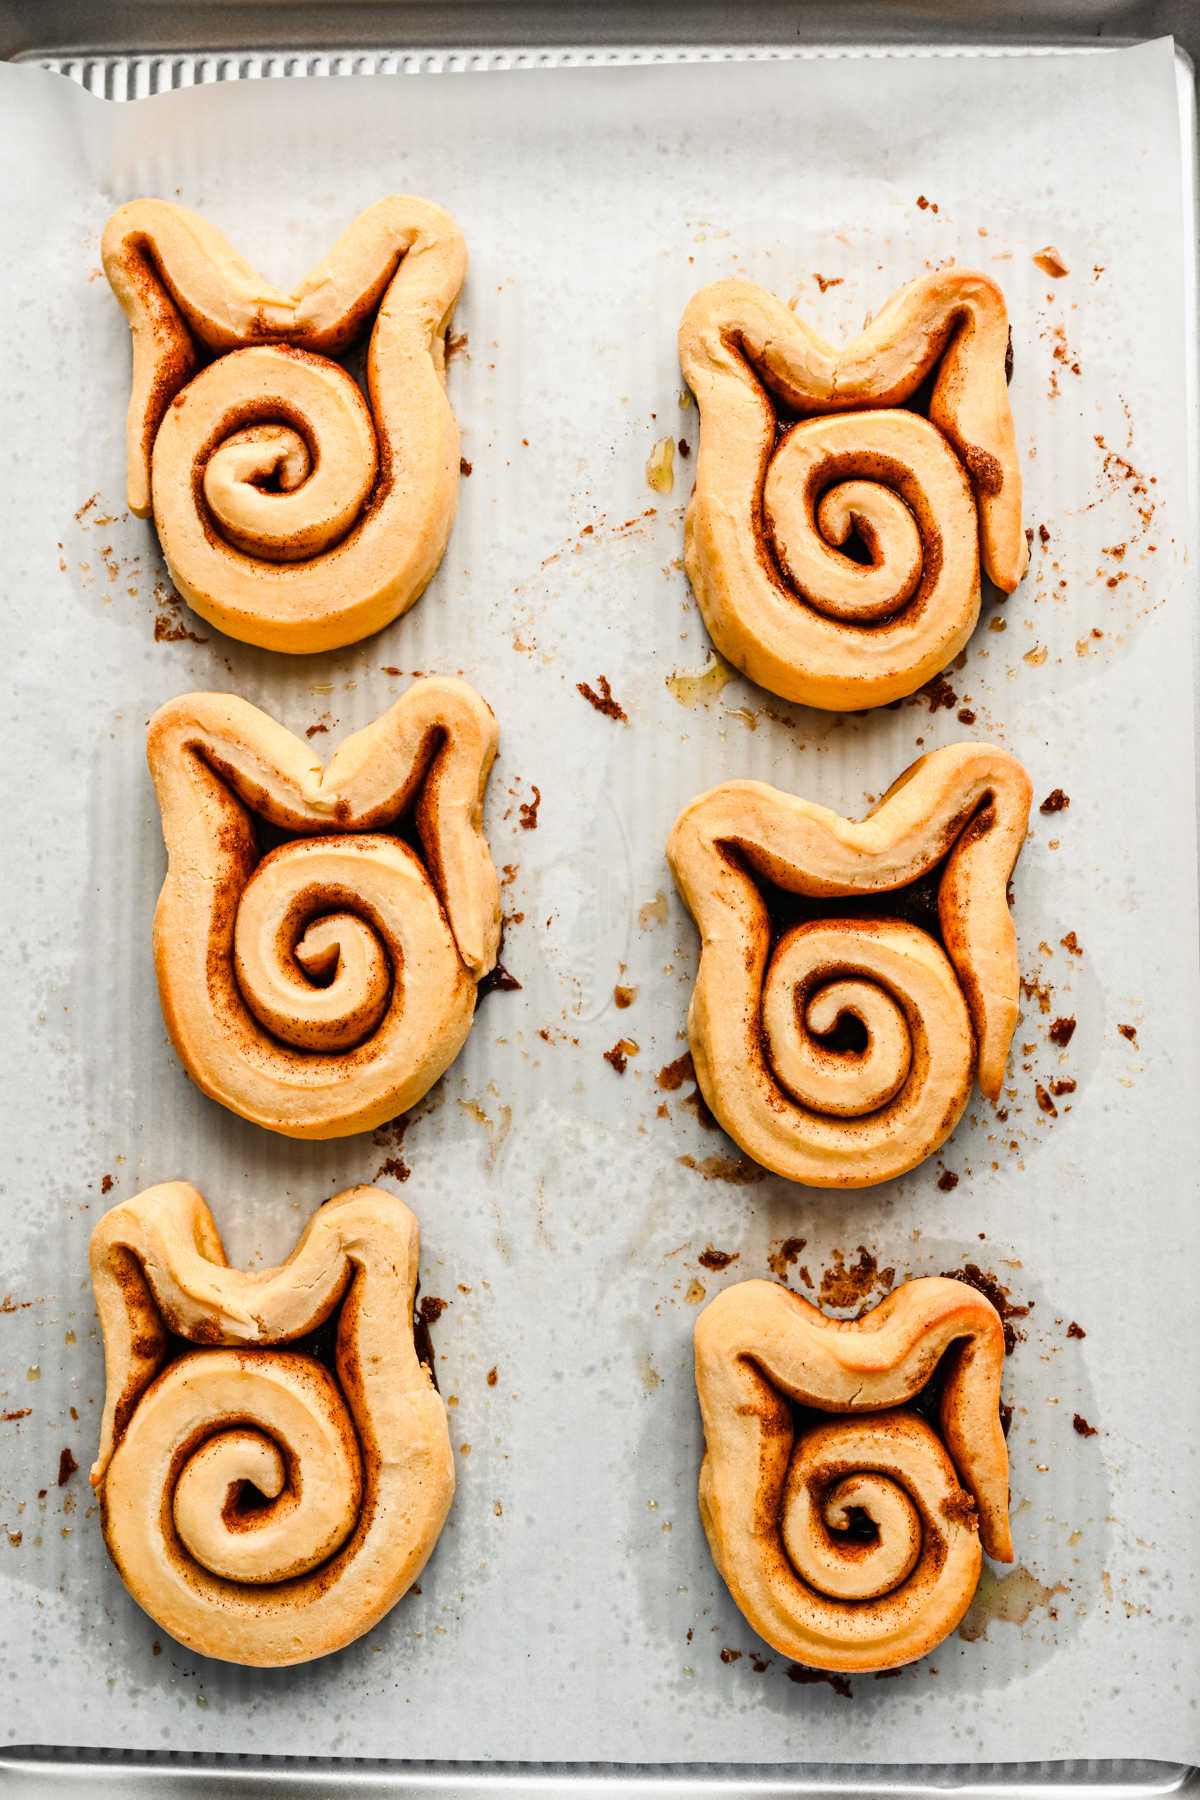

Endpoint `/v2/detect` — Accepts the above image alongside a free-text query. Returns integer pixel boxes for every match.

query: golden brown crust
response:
[102,197,467,653]
[89,1181,454,1668]
[147,676,500,1139]
[678,270,1026,709]
[666,743,1032,1186]
[694,1276,1013,1672]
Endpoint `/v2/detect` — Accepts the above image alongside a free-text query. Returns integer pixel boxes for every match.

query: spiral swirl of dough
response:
[90,1182,454,1668]
[231,836,454,1056]
[173,349,380,564]
[147,677,500,1140]
[678,269,1026,709]
[694,1277,1013,1673]
[760,915,973,1130]
[102,196,466,653]
[108,1352,363,1587]
[763,412,978,633]
[667,743,1032,1188]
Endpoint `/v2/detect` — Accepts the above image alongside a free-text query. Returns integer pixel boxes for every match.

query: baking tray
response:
[2,7,1198,1799]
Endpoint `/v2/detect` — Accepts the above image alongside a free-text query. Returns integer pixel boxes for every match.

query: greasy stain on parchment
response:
[957,1564,1069,1642]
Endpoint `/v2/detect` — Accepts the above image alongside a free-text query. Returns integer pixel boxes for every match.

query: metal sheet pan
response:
[2,12,1198,1799]
[0,1755,1197,1797]
[2,0,1199,61]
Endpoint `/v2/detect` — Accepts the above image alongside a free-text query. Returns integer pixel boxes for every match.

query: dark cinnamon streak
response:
[576,676,628,722]
[476,963,522,1001]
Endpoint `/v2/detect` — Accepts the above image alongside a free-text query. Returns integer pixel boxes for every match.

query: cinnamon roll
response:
[678,269,1026,709]
[89,1181,454,1667]
[667,743,1032,1186]
[147,676,500,1138]
[103,197,466,652]
[695,1275,1013,1672]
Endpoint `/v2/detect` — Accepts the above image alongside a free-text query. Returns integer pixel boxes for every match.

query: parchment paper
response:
[0,38,1196,1767]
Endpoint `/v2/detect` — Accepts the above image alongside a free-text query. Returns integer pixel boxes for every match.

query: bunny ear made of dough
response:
[89,1180,453,1667]
[678,269,1025,709]
[667,742,1032,1187]
[102,197,467,652]
[694,1274,1012,1673]
[147,675,500,1140]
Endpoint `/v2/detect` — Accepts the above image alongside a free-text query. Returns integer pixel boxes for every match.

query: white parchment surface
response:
[0,39,1196,1766]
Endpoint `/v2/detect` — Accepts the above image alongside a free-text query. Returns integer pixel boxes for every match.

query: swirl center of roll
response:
[136,1350,364,1586]
[164,345,379,565]
[233,840,398,1052]
[762,922,923,1118]
[762,412,970,626]
[780,1413,955,1603]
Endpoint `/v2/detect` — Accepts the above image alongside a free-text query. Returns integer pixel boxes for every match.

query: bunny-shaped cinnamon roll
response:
[679,269,1026,708]
[695,1276,1013,1672]
[103,197,466,652]
[147,676,500,1138]
[668,744,1032,1187]
[90,1181,454,1667]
